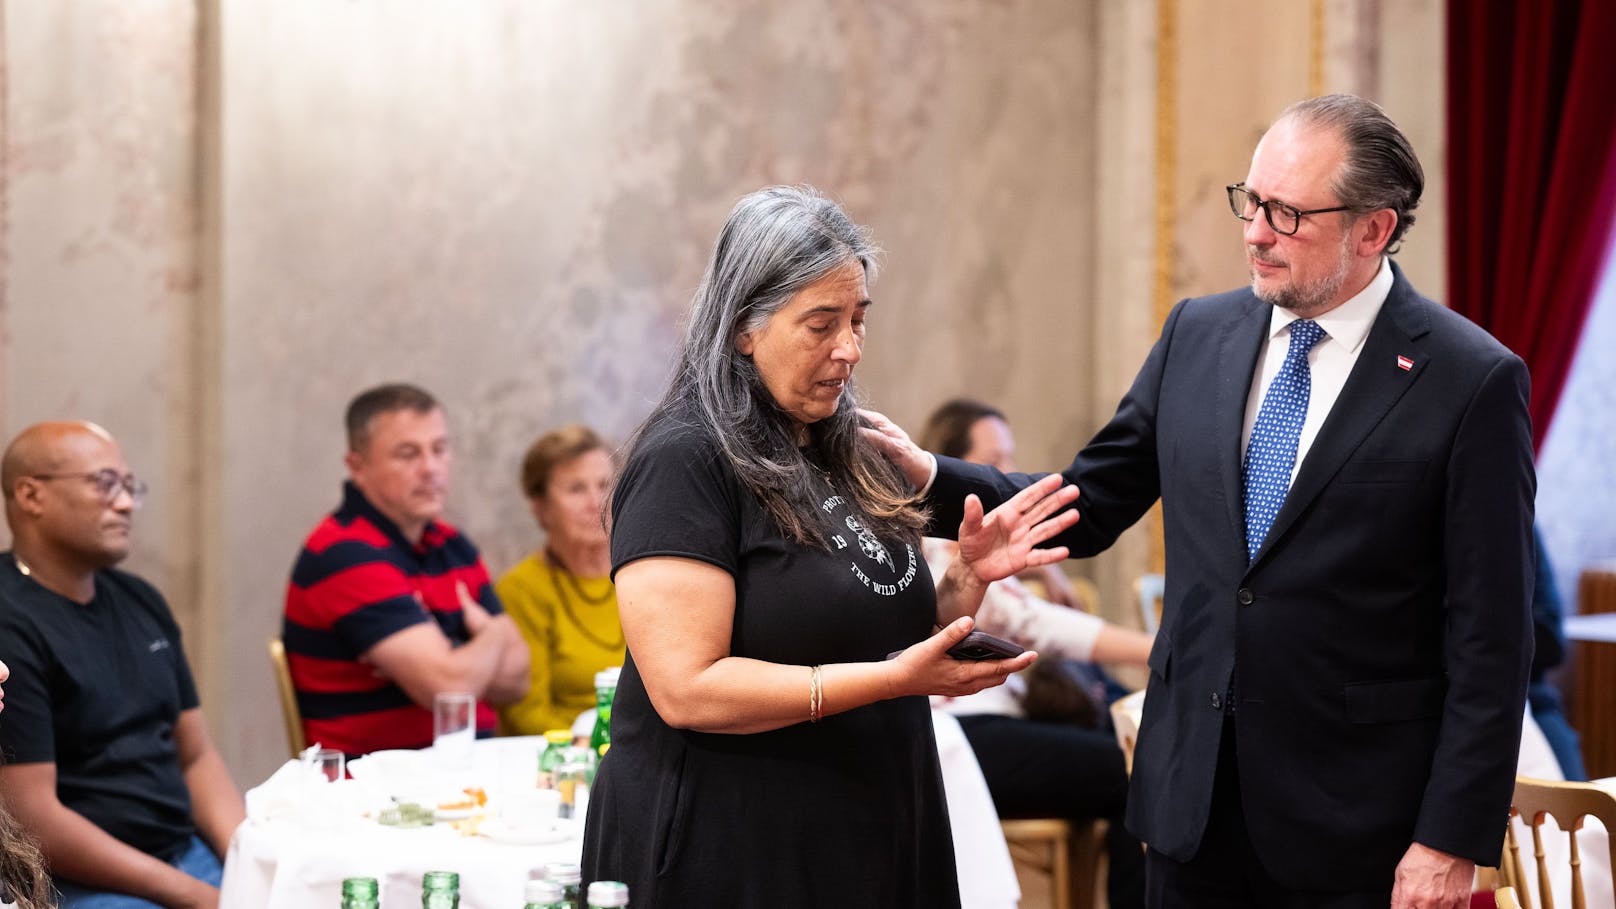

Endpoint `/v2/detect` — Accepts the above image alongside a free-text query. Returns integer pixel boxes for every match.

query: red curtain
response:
[1447,0,1616,450]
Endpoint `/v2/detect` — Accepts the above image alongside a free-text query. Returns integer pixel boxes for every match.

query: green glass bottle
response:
[541,862,582,909]
[524,877,568,909]
[341,877,379,909]
[586,880,629,908]
[421,870,459,909]
[589,668,619,758]
[537,729,572,788]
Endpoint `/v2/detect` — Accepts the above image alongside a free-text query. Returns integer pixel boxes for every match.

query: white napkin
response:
[243,758,311,823]
[246,744,370,824]
[346,748,432,803]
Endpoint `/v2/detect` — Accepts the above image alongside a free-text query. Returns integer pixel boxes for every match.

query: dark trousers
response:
[957,713,1145,909]
[1144,719,1391,909]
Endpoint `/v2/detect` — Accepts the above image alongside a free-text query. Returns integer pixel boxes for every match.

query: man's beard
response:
[1249,233,1354,317]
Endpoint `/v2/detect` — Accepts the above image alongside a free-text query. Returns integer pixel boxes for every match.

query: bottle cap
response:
[544,729,572,744]
[586,880,630,907]
[542,862,582,885]
[594,667,621,689]
[525,878,565,902]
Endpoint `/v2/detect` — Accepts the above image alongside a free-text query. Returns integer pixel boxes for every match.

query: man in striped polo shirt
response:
[284,384,529,756]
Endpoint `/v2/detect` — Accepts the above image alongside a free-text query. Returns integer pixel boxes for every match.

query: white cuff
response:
[917,453,939,496]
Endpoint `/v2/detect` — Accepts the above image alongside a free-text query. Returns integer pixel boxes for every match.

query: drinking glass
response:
[433,692,476,769]
[310,747,345,782]
[303,748,345,828]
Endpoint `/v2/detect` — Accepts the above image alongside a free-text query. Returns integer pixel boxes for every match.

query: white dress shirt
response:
[1240,257,1394,484]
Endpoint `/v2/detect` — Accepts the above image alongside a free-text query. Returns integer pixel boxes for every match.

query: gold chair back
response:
[1495,885,1524,909]
[268,637,307,757]
[1497,775,1616,909]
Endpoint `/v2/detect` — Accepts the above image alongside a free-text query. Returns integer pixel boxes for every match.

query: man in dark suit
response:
[865,94,1533,908]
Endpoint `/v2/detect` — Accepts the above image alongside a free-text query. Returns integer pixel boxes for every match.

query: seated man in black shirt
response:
[0,421,244,909]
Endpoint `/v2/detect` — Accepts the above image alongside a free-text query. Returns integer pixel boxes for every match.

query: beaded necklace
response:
[543,549,623,651]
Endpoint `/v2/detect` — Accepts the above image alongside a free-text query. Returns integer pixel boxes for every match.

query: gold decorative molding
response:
[1309,0,1326,97]
[1148,0,1178,574]
[1152,0,1177,333]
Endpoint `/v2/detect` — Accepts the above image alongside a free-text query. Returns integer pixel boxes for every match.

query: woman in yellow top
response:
[496,426,623,736]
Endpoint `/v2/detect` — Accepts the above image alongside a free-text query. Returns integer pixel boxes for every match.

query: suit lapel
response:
[1247,265,1433,569]
[1215,296,1271,549]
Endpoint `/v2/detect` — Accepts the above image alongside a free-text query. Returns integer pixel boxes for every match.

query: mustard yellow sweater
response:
[495,554,625,736]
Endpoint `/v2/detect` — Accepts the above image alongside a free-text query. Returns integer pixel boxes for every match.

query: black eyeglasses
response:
[30,469,148,508]
[1227,183,1353,236]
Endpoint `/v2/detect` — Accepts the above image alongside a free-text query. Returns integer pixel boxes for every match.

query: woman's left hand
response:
[957,473,1081,585]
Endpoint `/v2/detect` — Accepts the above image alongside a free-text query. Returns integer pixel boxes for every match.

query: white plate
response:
[479,816,578,846]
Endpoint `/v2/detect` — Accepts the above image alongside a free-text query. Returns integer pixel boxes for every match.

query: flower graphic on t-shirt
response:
[844,515,892,569]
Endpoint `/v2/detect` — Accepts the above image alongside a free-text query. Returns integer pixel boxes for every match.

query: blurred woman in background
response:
[495,426,623,737]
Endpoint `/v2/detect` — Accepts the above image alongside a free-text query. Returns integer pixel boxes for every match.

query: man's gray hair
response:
[1282,93,1424,254]
[632,185,925,546]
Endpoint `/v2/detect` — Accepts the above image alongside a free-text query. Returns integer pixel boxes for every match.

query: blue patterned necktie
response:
[1243,319,1327,562]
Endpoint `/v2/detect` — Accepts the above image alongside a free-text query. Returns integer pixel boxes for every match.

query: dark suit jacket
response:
[928,262,1534,889]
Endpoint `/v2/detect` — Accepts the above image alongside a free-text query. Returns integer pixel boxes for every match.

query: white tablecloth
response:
[220,738,581,909]
[933,711,1020,909]
[222,725,1016,908]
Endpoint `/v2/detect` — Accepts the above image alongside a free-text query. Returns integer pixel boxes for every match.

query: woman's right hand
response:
[887,616,1036,699]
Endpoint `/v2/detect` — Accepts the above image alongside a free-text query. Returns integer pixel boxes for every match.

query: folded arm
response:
[364,589,529,708]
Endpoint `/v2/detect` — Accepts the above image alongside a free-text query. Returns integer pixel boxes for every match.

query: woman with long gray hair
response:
[580,186,1078,907]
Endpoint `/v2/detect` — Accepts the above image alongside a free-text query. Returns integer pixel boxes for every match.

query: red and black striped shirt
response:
[283,481,502,756]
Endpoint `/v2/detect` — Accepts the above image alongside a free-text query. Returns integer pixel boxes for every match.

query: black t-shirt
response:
[0,553,200,861]
[581,415,959,908]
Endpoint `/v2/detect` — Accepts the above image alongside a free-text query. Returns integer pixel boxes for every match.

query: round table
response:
[220,738,582,908]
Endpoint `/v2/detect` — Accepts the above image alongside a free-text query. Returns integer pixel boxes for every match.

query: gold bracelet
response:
[809,665,823,723]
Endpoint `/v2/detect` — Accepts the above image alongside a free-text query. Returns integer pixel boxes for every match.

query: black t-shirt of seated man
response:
[0,552,201,863]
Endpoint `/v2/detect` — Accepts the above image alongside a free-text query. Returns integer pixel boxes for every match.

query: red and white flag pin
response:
[1397,355,1414,371]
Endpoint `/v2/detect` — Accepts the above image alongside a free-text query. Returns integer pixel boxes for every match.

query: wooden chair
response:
[1497,775,1616,909]
[268,638,306,757]
[1111,689,1145,775]
[1495,886,1524,909]
[1001,817,1105,909]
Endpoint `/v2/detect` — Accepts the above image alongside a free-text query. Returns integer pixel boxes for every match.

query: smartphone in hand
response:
[885,629,1027,661]
[944,630,1025,661]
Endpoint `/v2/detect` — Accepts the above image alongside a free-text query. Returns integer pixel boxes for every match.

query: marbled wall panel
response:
[215,0,1099,781]
[1171,0,1315,306]
[1165,0,1446,308]
[1085,0,1164,633]
[1371,0,1446,301]
[0,2,201,629]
